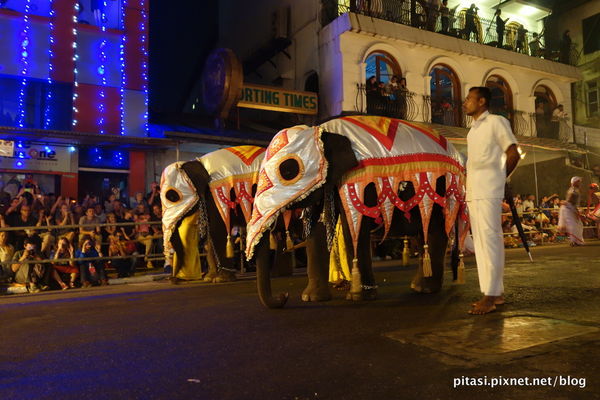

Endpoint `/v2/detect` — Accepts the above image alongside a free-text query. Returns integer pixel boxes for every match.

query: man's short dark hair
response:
[469,86,491,107]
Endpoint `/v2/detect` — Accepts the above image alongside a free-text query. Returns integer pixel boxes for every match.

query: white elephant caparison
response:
[160,145,265,282]
[245,116,469,308]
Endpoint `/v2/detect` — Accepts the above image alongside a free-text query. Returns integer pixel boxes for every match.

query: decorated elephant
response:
[160,145,265,283]
[245,116,468,308]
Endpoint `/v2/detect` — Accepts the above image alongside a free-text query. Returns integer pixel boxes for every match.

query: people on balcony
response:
[439,0,449,33]
[463,4,479,42]
[516,25,528,54]
[560,30,572,64]
[494,9,508,48]
[529,32,544,57]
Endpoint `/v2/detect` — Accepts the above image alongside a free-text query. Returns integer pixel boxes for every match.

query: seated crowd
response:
[501,192,599,248]
[0,179,163,293]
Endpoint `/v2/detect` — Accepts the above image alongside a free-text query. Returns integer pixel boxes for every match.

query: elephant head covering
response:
[160,161,200,249]
[199,146,265,236]
[246,125,328,260]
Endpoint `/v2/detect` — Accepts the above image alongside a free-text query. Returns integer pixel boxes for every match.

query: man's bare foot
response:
[469,296,497,315]
[472,295,505,307]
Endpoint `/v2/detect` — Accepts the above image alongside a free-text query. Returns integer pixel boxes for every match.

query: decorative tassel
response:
[225,235,234,258]
[422,244,432,277]
[402,236,410,267]
[350,258,361,294]
[285,230,294,251]
[269,231,278,250]
[457,252,465,284]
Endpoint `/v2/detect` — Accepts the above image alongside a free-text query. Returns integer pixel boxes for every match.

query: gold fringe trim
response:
[422,244,432,277]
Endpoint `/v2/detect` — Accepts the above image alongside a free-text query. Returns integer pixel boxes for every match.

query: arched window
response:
[534,85,557,138]
[485,75,513,123]
[365,51,401,86]
[364,51,403,117]
[429,64,461,126]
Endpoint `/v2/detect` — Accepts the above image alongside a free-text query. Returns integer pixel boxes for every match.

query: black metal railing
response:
[323,0,579,65]
[354,86,574,141]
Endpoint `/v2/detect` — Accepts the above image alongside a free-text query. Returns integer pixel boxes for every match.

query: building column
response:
[129,151,146,197]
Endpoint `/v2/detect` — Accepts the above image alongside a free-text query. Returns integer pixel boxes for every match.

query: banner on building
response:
[237,84,318,115]
[0,140,14,157]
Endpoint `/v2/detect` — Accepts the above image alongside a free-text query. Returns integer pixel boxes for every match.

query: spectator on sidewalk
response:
[51,237,78,290]
[79,207,101,245]
[94,203,107,223]
[10,237,50,293]
[54,203,76,244]
[9,204,37,250]
[146,182,161,208]
[0,229,15,282]
[76,236,107,287]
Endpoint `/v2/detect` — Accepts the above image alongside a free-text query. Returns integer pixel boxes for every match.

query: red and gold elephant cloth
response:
[320,116,468,255]
[199,146,265,235]
[245,116,468,260]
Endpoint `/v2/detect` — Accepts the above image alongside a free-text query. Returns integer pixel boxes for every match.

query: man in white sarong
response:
[463,87,520,315]
[558,176,584,246]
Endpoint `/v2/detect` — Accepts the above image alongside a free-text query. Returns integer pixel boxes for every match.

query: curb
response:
[0,273,170,296]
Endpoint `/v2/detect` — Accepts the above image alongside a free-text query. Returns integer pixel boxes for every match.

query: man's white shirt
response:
[466,111,517,201]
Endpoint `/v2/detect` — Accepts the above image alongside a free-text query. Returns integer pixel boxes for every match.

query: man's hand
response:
[505,144,520,177]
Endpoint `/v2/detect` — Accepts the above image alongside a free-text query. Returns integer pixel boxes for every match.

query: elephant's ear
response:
[322,131,358,185]
[181,160,210,194]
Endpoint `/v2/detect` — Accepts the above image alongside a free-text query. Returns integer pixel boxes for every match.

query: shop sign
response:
[0,144,73,172]
[237,84,318,115]
[0,140,14,157]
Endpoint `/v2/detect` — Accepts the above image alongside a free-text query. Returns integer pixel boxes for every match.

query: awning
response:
[0,125,178,149]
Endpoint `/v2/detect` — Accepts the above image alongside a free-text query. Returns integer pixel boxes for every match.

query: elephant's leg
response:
[411,205,448,293]
[204,196,237,283]
[339,210,377,301]
[302,222,332,302]
[204,240,219,282]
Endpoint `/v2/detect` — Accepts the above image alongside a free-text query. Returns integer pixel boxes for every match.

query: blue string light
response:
[44,0,56,129]
[119,0,128,135]
[97,1,108,134]
[72,2,80,128]
[140,0,148,135]
[16,0,33,128]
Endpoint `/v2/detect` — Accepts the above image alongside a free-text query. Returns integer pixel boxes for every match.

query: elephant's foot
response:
[214,270,237,283]
[203,272,217,283]
[410,276,442,294]
[169,276,183,285]
[345,287,378,301]
[301,282,331,302]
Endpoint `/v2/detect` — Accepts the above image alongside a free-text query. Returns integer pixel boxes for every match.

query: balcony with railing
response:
[322,0,580,66]
[355,83,574,142]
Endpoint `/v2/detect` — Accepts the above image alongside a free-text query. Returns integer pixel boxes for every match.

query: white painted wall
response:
[319,13,579,134]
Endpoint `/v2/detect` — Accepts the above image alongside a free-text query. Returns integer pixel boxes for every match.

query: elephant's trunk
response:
[254,233,289,308]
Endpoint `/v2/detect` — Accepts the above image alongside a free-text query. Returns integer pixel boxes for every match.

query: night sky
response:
[149,0,218,115]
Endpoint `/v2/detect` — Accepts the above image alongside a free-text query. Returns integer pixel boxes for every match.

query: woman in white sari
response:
[558,176,584,246]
